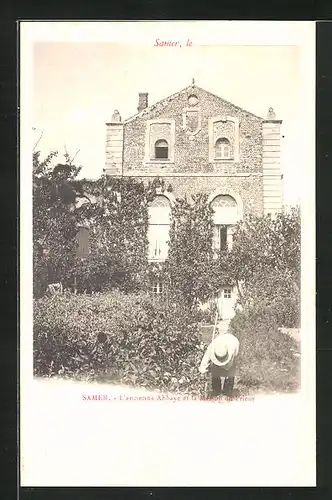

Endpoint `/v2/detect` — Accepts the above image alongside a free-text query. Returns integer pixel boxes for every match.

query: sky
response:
[33,42,302,205]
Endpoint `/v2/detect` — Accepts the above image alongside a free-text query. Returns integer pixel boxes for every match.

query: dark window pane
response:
[155,146,168,159]
[220,226,227,250]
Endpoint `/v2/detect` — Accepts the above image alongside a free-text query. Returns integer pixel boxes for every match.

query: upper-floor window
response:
[215,138,231,159]
[145,119,175,164]
[208,117,240,164]
[155,139,169,159]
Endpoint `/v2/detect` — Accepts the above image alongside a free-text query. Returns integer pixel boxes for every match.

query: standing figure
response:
[199,328,240,397]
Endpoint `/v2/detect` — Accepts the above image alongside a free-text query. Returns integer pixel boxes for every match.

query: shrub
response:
[33,290,208,395]
[270,295,300,328]
[229,308,300,394]
[235,291,300,329]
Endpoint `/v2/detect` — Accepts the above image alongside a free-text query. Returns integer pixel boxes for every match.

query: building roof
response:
[123,84,264,124]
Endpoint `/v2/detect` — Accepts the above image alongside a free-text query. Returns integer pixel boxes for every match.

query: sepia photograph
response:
[20,21,315,486]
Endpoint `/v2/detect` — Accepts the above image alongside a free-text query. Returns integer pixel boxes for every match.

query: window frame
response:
[208,116,240,163]
[213,224,228,251]
[215,137,232,160]
[151,281,164,295]
[144,119,176,165]
[154,139,169,160]
[148,194,171,262]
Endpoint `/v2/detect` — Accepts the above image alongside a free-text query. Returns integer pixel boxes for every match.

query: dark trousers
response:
[211,376,235,397]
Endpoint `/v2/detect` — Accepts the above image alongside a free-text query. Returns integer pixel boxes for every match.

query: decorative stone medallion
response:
[188,94,198,107]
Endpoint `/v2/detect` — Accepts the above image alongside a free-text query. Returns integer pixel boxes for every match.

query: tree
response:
[71,175,156,293]
[33,149,163,296]
[166,193,215,310]
[225,207,301,326]
[33,150,88,296]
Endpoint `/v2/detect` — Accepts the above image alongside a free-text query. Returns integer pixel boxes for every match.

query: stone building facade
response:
[104,82,283,319]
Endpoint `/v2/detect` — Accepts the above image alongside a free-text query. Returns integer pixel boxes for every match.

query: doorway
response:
[218,287,235,320]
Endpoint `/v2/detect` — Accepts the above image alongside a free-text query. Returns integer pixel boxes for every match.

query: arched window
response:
[155,139,169,159]
[215,138,231,159]
[211,195,237,211]
[148,195,171,261]
[211,195,238,251]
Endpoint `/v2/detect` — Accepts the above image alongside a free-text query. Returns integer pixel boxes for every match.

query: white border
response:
[20,21,316,487]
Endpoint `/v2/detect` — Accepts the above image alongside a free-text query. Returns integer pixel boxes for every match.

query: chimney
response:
[137,93,148,113]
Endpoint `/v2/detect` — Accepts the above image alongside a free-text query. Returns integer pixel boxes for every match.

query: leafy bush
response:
[33,150,163,296]
[196,303,219,324]
[34,290,208,395]
[229,308,300,394]
[166,193,215,310]
[271,295,300,328]
[221,208,301,330]
[235,290,300,329]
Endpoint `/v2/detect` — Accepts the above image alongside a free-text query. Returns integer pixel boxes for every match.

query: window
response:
[155,139,169,159]
[145,119,175,164]
[148,225,169,259]
[211,195,238,252]
[223,288,232,299]
[76,226,90,257]
[215,138,231,159]
[151,282,164,295]
[148,195,171,261]
[213,225,228,251]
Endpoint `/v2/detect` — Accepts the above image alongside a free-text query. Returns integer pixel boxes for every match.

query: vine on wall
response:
[33,150,300,328]
[33,151,161,295]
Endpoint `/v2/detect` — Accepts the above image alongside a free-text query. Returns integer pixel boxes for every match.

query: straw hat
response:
[210,336,232,367]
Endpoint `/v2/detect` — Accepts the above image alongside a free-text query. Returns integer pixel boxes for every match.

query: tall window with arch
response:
[154,139,169,159]
[210,194,238,251]
[215,137,232,159]
[148,195,171,261]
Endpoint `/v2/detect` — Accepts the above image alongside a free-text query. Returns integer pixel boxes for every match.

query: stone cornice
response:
[262,119,283,124]
[105,171,263,178]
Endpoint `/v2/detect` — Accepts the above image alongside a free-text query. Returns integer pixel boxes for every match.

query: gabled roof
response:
[124,84,264,123]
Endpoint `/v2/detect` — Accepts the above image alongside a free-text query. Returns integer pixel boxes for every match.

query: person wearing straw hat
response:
[199,325,240,397]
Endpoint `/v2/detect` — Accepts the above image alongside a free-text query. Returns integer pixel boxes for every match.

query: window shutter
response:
[213,225,220,250]
[76,227,90,257]
[220,226,227,250]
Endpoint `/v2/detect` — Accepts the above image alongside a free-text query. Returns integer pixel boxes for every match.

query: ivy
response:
[33,152,160,295]
[33,148,301,328]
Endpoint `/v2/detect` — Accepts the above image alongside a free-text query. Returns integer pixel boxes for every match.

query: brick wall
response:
[130,174,264,216]
[105,85,277,216]
[122,86,263,176]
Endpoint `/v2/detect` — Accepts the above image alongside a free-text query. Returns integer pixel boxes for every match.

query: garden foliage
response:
[229,308,300,394]
[227,208,301,328]
[33,150,161,295]
[32,149,301,396]
[166,193,215,310]
[34,291,208,395]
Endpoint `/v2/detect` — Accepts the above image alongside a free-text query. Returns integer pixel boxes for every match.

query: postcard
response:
[20,20,316,486]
